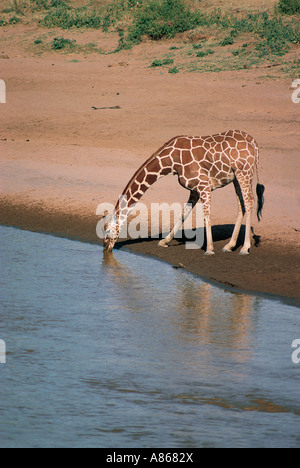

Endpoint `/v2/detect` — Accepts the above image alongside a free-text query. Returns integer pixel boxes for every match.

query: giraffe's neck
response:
[114,150,173,230]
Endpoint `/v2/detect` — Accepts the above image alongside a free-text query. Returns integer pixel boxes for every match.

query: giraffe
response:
[103,129,265,255]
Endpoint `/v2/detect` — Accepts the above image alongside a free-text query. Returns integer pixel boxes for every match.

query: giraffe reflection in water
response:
[102,251,256,366]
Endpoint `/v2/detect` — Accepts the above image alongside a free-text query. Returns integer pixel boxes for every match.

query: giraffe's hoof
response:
[205,250,215,256]
[158,240,169,248]
[222,247,233,253]
[239,250,250,256]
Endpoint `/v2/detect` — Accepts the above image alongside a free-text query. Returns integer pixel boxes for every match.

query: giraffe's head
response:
[103,216,120,252]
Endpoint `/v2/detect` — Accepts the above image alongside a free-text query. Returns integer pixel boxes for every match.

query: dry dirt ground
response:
[0,18,299,302]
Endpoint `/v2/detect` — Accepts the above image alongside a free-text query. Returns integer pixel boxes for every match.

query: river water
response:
[0,226,299,448]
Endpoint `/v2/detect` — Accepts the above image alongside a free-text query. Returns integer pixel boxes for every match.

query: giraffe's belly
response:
[210,172,235,191]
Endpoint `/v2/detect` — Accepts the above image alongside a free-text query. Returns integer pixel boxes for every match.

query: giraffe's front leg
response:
[239,183,254,255]
[202,193,215,256]
[158,191,199,248]
[204,215,215,255]
[158,209,188,248]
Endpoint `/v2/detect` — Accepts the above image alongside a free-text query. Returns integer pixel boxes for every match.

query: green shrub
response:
[51,36,76,50]
[7,0,28,15]
[196,49,215,57]
[151,58,174,67]
[127,0,204,43]
[255,15,299,56]
[168,66,179,73]
[30,0,70,9]
[41,0,138,30]
[36,0,299,59]
[50,0,70,7]
[192,43,203,50]
[9,15,21,24]
[277,0,300,15]
[42,6,102,29]
[220,36,234,46]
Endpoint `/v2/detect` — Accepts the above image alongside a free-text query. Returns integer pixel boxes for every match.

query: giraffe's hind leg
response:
[223,179,245,252]
[235,173,255,255]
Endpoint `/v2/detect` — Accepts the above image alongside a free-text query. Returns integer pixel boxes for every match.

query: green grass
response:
[31,33,103,54]
[39,0,137,30]
[280,58,300,77]
[150,57,174,67]
[122,2,300,56]
[168,65,180,74]
[0,0,299,74]
[41,5,102,29]
[51,36,75,50]
[196,48,215,57]
[219,36,235,46]
[125,0,204,43]
[2,0,298,59]
[277,0,300,15]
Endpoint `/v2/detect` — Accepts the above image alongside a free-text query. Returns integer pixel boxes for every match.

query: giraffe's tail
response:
[254,140,265,222]
[256,183,265,222]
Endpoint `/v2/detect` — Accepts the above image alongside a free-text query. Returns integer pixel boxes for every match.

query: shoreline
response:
[1,197,299,306]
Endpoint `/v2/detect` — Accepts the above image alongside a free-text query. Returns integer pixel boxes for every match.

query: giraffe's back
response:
[161,130,258,191]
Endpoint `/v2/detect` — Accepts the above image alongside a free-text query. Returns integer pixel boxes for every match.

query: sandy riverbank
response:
[0,33,299,300]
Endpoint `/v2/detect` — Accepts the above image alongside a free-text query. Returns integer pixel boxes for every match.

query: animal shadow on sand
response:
[116,224,261,252]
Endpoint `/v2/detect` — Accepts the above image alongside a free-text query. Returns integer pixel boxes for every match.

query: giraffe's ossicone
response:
[103,130,265,255]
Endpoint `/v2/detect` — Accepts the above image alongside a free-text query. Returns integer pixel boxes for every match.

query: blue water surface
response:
[0,226,299,448]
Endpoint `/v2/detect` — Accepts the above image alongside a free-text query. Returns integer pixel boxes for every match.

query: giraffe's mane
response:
[120,135,182,198]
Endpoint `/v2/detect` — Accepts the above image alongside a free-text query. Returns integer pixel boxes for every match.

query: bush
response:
[127,0,204,43]
[50,0,70,7]
[42,6,102,29]
[32,0,49,9]
[196,48,215,57]
[277,0,300,15]
[8,0,28,15]
[220,36,234,46]
[256,15,299,56]
[168,66,179,73]
[151,58,174,66]
[41,0,137,30]
[36,0,299,59]
[51,36,76,50]
[30,0,70,9]
[9,15,21,24]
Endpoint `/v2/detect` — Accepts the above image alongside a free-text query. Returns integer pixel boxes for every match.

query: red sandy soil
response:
[0,24,299,301]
